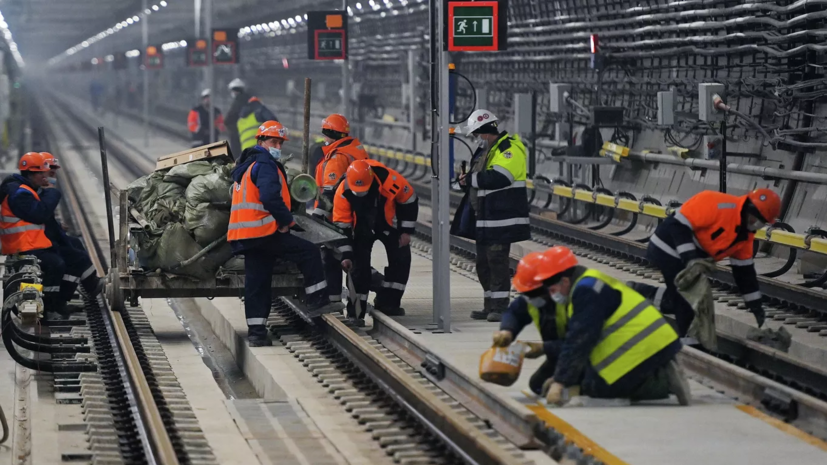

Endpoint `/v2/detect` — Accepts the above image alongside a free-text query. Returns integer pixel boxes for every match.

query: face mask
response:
[352,190,368,197]
[526,295,551,308]
[269,147,281,160]
[747,219,765,232]
[550,292,568,305]
[324,141,331,146]
[47,177,57,186]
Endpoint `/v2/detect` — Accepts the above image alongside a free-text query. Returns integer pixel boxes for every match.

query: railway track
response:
[56,95,827,455]
[39,94,550,464]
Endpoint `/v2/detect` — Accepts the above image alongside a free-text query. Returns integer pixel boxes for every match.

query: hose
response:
[800,229,827,288]
[752,222,797,278]
[588,187,616,231]
[610,191,639,237]
[1,307,96,373]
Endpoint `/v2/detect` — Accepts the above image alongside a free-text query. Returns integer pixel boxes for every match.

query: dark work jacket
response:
[225,91,250,156]
[0,174,62,228]
[229,146,293,254]
[500,297,562,358]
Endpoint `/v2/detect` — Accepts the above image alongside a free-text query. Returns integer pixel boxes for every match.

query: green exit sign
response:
[446,0,507,52]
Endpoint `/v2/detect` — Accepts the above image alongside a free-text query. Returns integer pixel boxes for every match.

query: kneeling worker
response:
[492,246,691,406]
[333,159,418,323]
[632,188,780,336]
[0,153,101,318]
[229,121,330,347]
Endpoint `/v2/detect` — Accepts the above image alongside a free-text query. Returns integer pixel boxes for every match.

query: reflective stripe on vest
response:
[228,162,290,241]
[0,185,52,254]
[237,112,261,151]
[532,268,678,385]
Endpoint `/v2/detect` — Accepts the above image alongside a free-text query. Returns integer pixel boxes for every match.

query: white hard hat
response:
[228,78,245,91]
[465,109,499,135]
[201,88,211,97]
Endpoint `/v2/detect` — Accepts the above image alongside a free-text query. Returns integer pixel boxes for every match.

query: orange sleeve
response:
[187,109,200,133]
[331,182,353,228]
[395,175,416,204]
[322,154,350,192]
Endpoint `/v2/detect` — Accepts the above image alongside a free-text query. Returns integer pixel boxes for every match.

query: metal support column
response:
[432,0,451,333]
[141,0,149,147]
[206,0,215,143]
[407,49,416,152]
[720,121,727,193]
[341,0,349,119]
[194,0,202,37]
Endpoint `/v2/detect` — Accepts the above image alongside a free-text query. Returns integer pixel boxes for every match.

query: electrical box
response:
[657,90,675,126]
[702,135,722,159]
[549,83,571,114]
[513,93,533,136]
[699,83,725,122]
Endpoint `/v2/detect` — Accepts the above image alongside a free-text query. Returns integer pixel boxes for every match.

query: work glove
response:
[491,330,513,347]
[341,259,353,272]
[545,382,580,406]
[522,341,545,359]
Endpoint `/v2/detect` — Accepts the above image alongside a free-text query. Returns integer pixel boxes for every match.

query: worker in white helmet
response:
[450,109,531,322]
[224,78,278,157]
[187,89,226,147]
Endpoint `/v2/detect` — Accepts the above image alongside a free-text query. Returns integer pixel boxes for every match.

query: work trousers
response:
[349,230,411,318]
[475,242,511,313]
[242,232,327,337]
[529,356,670,401]
[630,244,696,336]
[30,245,98,315]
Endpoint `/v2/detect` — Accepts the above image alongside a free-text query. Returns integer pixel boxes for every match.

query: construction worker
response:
[492,247,690,406]
[187,89,226,147]
[631,189,781,336]
[229,121,330,347]
[224,79,278,156]
[311,114,370,303]
[0,153,101,318]
[451,109,530,322]
[332,159,418,323]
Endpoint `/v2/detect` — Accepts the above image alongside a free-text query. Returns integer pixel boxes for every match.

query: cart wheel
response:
[106,268,126,312]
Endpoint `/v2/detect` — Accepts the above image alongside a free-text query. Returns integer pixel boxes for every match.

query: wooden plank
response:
[155,140,233,171]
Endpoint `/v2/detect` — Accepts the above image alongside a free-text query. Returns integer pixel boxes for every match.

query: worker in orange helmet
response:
[312,114,370,303]
[630,188,782,336]
[229,121,332,346]
[0,153,102,318]
[332,159,418,324]
[491,247,689,406]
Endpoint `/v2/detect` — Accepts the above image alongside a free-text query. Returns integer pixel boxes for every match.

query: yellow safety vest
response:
[527,268,678,385]
[237,112,261,151]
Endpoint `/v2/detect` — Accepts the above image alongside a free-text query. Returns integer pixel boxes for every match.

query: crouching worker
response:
[0,153,102,319]
[492,246,691,406]
[229,121,331,347]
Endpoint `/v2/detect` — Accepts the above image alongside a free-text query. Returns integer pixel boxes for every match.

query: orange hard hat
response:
[256,120,289,141]
[18,152,50,172]
[40,152,60,169]
[321,114,349,134]
[346,159,374,193]
[512,247,579,293]
[746,188,781,224]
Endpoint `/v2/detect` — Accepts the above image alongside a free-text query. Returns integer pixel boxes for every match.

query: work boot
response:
[247,326,272,347]
[470,309,490,320]
[665,360,692,406]
[486,311,502,322]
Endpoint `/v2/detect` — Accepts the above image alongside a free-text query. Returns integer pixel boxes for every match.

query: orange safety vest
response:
[228,161,292,241]
[674,190,753,261]
[332,159,416,229]
[314,137,369,209]
[0,185,52,254]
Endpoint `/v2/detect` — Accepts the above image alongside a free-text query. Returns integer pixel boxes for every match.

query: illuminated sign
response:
[445,0,508,52]
[212,29,238,64]
[307,11,347,60]
[188,38,209,67]
[145,45,163,69]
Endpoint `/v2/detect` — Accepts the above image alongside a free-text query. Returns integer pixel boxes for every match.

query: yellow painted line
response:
[526,402,631,465]
[767,230,808,249]
[736,405,827,452]
[642,204,669,218]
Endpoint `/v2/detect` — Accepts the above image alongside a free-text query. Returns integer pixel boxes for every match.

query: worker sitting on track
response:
[187,88,226,147]
[40,152,87,253]
[229,121,331,347]
[492,246,691,406]
[333,159,418,323]
[451,109,531,323]
[0,153,102,318]
[311,114,369,303]
[630,189,781,336]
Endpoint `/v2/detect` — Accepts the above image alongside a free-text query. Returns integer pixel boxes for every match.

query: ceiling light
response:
[160,0,167,6]
[152,5,159,11]
[295,15,302,22]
